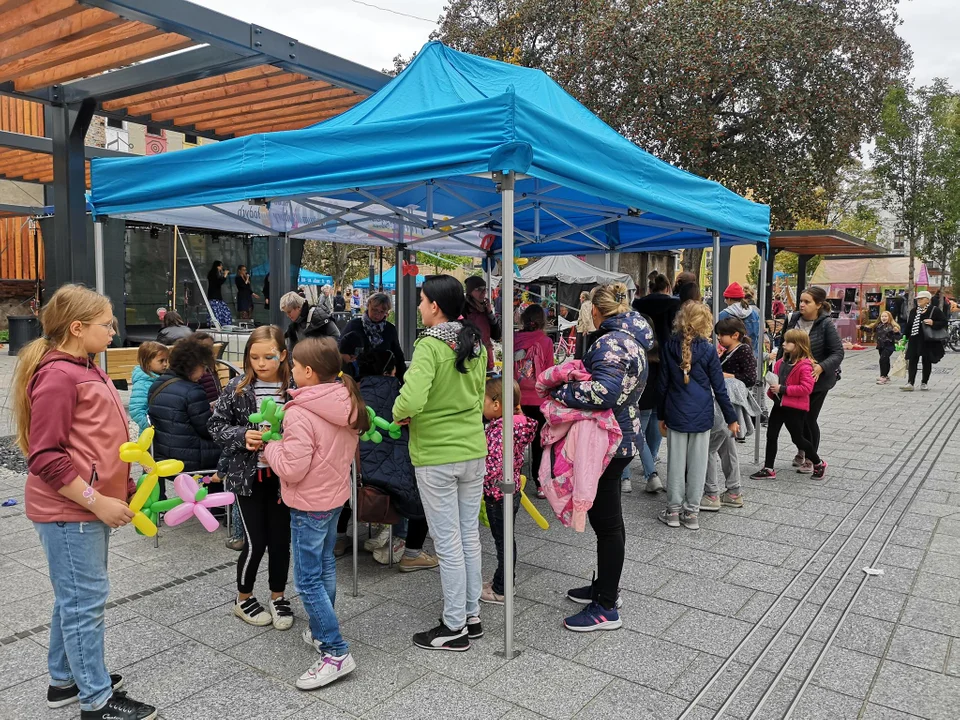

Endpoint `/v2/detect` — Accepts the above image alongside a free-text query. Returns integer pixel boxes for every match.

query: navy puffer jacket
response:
[658,335,738,433]
[147,372,221,472]
[358,376,424,519]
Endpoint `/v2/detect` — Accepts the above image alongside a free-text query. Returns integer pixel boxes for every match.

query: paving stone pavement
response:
[0,348,958,719]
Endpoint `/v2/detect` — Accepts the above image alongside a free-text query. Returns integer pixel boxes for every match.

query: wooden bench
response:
[96,343,236,388]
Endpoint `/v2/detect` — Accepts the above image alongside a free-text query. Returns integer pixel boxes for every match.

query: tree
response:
[301,241,370,290]
[433,0,910,273]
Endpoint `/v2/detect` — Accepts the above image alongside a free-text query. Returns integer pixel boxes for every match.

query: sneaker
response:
[363,525,391,552]
[296,652,356,690]
[658,508,680,527]
[270,596,294,630]
[481,585,505,605]
[750,467,776,480]
[234,596,273,626]
[225,537,245,551]
[302,628,321,653]
[680,511,700,530]
[466,616,483,639]
[566,575,624,608]
[796,460,814,474]
[372,537,405,565]
[699,494,721,512]
[413,621,470,651]
[920,383,929,391]
[621,477,633,493]
[536,488,547,500]
[812,461,828,480]
[333,535,351,557]
[48,675,123,709]
[563,601,622,632]
[792,453,805,467]
[80,692,156,720]
[645,472,664,493]
[398,551,439,573]
[876,376,890,385]
[900,384,914,392]
[720,491,744,508]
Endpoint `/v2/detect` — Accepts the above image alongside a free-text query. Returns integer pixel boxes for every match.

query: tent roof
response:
[352,266,425,288]
[518,255,636,289]
[809,257,928,286]
[91,42,769,257]
[771,229,885,256]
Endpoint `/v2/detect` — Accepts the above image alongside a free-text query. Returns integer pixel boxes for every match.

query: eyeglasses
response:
[86,322,115,331]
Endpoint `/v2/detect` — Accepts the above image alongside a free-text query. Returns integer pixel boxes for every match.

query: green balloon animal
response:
[360,406,402,444]
[249,397,284,442]
[132,473,185,536]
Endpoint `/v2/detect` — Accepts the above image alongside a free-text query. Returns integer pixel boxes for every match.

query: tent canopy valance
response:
[91,42,770,258]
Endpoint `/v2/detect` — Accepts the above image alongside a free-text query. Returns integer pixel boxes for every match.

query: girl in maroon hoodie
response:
[13,284,156,720]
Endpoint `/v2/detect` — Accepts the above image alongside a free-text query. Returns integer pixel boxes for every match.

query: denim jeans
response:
[291,508,348,657]
[415,458,485,630]
[34,521,113,712]
[484,494,520,596]
[621,408,661,481]
[666,429,710,514]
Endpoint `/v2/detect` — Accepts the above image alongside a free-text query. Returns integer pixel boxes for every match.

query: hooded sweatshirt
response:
[262,382,358,512]
[26,351,134,523]
[129,365,158,432]
[392,321,487,466]
[718,302,761,355]
[514,328,555,406]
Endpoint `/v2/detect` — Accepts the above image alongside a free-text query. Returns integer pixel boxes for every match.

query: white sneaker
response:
[234,596,273,626]
[372,537,405,565]
[645,473,664,493]
[269,596,294,631]
[620,477,633,493]
[363,525,390,552]
[296,653,356,690]
[302,628,321,653]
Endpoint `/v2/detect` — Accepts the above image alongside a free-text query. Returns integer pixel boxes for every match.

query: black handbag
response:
[922,324,949,343]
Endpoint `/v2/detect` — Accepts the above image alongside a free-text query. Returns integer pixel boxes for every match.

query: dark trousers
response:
[879,347,894,378]
[405,517,428,551]
[588,456,632,610]
[908,354,932,385]
[522,404,545,488]
[485,494,520,595]
[766,403,821,467]
[800,390,828,456]
[236,470,291,595]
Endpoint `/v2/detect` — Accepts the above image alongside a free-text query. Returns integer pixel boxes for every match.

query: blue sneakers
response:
[563,601,623,632]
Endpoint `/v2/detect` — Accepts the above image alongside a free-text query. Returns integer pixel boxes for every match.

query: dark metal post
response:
[268,233,291,328]
[796,254,809,299]
[378,246,384,292]
[764,248,777,319]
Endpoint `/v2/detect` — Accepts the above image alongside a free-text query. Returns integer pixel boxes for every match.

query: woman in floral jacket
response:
[548,282,652,633]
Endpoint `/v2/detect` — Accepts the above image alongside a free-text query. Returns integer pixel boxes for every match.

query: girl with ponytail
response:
[393,274,488,652]
[14,284,156,718]
[658,302,739,531]
[261,336,369,689]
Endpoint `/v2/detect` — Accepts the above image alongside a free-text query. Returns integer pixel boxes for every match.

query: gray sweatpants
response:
[704,428,742,495]
[666,429,710,514]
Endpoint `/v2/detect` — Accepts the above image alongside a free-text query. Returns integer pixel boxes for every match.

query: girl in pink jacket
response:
[263,337,371,691]
[751,329,824,480]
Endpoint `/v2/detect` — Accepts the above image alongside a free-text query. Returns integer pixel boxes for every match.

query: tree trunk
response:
[682,248,704,277]
[907,236,916,307]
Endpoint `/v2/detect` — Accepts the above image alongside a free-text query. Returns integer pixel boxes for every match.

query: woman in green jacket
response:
[393,275,487,652]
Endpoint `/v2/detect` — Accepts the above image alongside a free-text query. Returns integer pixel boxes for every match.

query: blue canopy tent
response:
[352,266,425,289]
[249,264,332,286]
[90,41,771,657]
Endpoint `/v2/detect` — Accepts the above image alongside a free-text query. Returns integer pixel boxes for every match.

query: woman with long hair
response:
[206,260,233,326]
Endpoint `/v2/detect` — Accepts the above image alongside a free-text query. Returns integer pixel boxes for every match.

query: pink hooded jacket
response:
[769,358,815,411]
[262,382,359,512]
[536,361,622,531]
[514,329,554,406]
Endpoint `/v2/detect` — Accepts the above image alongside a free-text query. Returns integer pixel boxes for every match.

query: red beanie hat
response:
[723,282,745,300]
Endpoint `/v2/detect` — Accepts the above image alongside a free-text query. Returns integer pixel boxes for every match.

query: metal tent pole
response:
[755,243,768,464]
[711,231,721,341]
[499,171,517,660]
[94,221,107,368]
[351,460,359,596]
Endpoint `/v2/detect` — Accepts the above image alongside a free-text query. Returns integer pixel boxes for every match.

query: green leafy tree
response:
[301,240,370,290]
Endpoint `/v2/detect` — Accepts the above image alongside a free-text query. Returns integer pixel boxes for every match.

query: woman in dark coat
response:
[340,292,406,382]
[206,260,233,326]
[234,265,258,319]
[902,290,947,391]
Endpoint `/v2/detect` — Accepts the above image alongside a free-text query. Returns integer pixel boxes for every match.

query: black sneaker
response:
[466,616,483,639]
[812,460,828,480]
[566,574,624,608]
[80,691,156,720]
[48,674,124,708]
[413,621,470,651]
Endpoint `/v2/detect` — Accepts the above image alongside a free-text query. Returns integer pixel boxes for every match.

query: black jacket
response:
[341,316,407,382]
[284,301,340,353]
[334,295,346,312]
[156,325,193,345]
[777,313,844,393]
[905,305,947,363]
[148,372,221,472]
[632,293,681,347]
[358,376,423,519]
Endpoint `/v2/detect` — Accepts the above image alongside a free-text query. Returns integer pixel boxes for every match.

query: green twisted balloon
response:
[249,397,284,442]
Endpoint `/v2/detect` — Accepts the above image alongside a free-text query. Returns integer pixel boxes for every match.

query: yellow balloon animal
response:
[118,427,185,537]
[519,474,549,529]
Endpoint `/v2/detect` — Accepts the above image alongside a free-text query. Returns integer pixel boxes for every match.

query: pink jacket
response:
[514,329,554,406]
[769,358,815,411]
[536,361,622,531]
[262,382,358,512]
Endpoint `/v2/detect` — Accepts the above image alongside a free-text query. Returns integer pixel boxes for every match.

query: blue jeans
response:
[291,508,348,657]
[34,521,112,712]
[622,408,661,480]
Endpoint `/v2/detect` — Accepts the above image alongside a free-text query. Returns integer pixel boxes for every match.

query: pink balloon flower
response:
[162,474,235,533]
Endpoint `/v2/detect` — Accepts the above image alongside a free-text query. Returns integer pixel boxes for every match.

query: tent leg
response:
[351,460,359,597]
[499,171,518,661]
[94,221,107,368]
[711,231,721,341]
[755,243,768,464]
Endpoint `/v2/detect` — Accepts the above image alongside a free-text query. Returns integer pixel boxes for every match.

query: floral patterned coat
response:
[549,311,653,457]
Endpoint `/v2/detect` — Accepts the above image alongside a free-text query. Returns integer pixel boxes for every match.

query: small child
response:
[481,378,538,604]
[751,329,826,480]
[194,331,222,405]
[717,316,757,387]
[263,336,370,690]
[861,311,901,385]
[658,302,739,530]
[129,341,168,432]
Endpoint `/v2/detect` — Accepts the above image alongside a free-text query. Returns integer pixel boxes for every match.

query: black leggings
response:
[908,355,932,386]
[522,405,546,488]
[879,347,894,378]
[587,456,631,609]
[236,470,290,595]
[801,390,828,456]
[766,404,821,468]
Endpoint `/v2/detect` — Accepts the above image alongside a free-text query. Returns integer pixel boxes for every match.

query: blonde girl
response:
[861,310,901,384]
[14,285,156,719]
[209,325,295,629]
[658,302,739,530]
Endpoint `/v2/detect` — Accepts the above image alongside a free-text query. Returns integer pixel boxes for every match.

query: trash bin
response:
[7,315,40,356]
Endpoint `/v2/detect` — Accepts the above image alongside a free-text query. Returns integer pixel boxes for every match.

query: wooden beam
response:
[0,0,80,42]
[0,8,121,65]
[219,105,355,136]
[199,94,358,132]
[0,0,36,17]
[102,64,283,110]
[15,32,195,91]
[175,87,355,126]
[125,72,312,117]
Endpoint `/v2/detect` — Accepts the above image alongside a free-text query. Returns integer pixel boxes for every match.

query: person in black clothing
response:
[634,313,663,493]
[156,310,193,345]
[280,291,340,354]
[772,287,844,473]
[340,292,406,382]
[860,310,901,384]
[334,291,347,313]
[234,265,259,319]
[263,273,270,309]
[206,260,233,326]
[902,291,947,391]
[632,274,680,350]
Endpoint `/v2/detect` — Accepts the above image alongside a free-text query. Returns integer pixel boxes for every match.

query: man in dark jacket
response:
[147,336,221,475]
[633,273,680,348]
[333,291,346,313]
[280,290,340,354]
